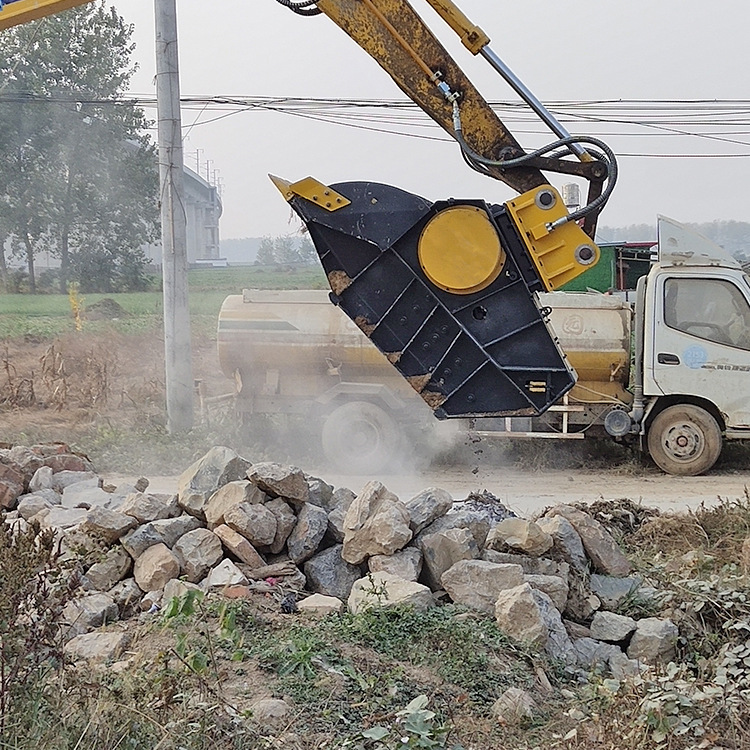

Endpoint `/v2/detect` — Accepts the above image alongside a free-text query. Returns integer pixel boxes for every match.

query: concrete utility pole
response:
[155,0,193,432]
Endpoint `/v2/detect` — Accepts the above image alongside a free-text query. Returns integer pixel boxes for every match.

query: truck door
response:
[650,273,750,427]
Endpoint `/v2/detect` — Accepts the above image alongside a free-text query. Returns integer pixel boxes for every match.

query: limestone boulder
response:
[173,529,223,582]
[589,574,643,610]
[120,492,179,524]
[546,506,632,577]
[523,574,569,613]
[343,481,412,565]
[494,584,573,661]
[536,515,588,572]
[491,687,539,725]
[304,544,362,600]
[83,546,132,592]
[265,498,297,554]
[18,494,57,521]
[0,463,24,510]
[80,507,137,544]
[415,508,491,551]
[421,527,479,591]
[306,476,334,509]
[348,572,434,614]
[224,502,277,548]
[627,617,678,664]
[177,446,251,519]
[50,470,98,493]
[441,560,524,614]
[287,503,328,564]
[150,514,203,548]
[298,593,344,615]
[404,487,453,534]
[121,524,164,559]
[590,611,637,643]
[368,548,423,582]
[247,462,309,504]
[62,593,119,637]
[204,559,249,589]
[133,543,181,591]
[61,480,111,509]
[213,524,266,567]
[486,518,553,557]
[204,481,266,527]
[109,578,143,618]
[64,631,130,663]
[481,550,570,580]
[163,578,203,605]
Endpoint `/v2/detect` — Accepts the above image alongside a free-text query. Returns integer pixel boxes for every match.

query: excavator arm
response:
[271,0,619,419]
[0,0,92,30]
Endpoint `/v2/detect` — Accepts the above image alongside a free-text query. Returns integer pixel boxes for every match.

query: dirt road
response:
[113,465,750,517]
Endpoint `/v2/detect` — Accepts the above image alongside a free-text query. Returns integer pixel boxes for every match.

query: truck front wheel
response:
[321,400,401,474]
[647,404,722,476]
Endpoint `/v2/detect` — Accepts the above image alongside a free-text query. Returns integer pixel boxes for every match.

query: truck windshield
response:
[664,277,750,351]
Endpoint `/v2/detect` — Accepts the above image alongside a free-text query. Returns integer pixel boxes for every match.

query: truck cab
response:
[640,218,750,474]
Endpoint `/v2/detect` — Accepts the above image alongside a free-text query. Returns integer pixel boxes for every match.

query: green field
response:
[0,265,328,339]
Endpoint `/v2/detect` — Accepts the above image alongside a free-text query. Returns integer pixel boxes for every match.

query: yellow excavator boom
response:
[0,0,92,31]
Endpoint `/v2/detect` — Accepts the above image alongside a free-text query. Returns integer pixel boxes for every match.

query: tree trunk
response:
[23,232,36,294]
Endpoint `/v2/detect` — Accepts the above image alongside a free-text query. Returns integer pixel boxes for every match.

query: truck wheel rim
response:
[662,422,703,461]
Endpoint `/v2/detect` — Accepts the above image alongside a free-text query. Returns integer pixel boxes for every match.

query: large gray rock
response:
[494,584,573,661]
[64,631,130,663]
[224,502,278,548]
[173,529,224,583]
[34,506,87,529]
[177,446,251,519]
[570,637,622,673]
[0,463,24,510]
[265,498,297,554]
[546,506,632,577]
[120,492,179,524]
[342,481,412,565]
[589,574,643,610]
[590,611,637,643]
[415,508,491,551]
[83,547,132,592]
[491,688,539,725]
[204,481,266,527]
[348,572,434,614]
[247,462,309,504]
[627,618,678,664]
[213,524,266,568]
[287,503,329,564]
[80,507,137,544]
[481,550,570,580]
[150,514,203,548]
[133,543,181,591]
[110,578,143,618]
[368,548,423,582]
[421,527,479,591]
[486,518,553,557]
[306,476,334,509]
[50,470,98,493]
[441,560,524,614]
[28,465,55,493]
[304,544,362,600]
[61,480,111,509]
[121,524,164,559]
[536,515,588,572]
[62,593,119,637]
[523,574,569,613]
[327,506,347,543]
[404,487,453,534]
[18,494,57,521]
[298,594,344,615]
[330,487,356,512]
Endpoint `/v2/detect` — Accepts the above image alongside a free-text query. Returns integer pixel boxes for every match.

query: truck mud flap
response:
[286,180,576,418]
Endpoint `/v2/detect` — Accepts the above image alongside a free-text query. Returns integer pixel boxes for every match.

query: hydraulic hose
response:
[452,101,618,225]
[273,0,321,16]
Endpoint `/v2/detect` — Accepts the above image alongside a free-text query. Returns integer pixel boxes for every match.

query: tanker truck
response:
[218,217,750,477]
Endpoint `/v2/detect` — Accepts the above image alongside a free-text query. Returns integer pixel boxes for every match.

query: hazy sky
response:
[112,0,750,241]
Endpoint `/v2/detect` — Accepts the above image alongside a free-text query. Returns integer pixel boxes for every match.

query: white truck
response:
[219,216,750,476]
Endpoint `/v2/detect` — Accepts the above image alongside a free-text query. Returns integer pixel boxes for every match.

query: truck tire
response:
[647,404,722,476]
[321,400,401,474]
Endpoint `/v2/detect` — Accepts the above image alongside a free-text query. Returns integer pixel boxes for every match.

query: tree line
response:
[0,2,158,294]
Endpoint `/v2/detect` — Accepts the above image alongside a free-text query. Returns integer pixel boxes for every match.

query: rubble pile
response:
[2,444,676,674]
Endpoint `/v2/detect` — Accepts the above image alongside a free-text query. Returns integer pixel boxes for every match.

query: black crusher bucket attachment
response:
[271,176,578,419]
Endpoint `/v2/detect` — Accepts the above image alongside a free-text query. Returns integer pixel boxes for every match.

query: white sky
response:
[112,0,750,240]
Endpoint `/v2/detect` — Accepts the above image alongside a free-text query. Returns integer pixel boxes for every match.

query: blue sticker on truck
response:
[683,345,708,369]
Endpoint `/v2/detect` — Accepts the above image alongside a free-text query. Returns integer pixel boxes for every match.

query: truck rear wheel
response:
[321,400,401,474]
[647,404,722,476]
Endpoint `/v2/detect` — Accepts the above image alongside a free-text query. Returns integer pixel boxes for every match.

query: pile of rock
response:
[2,444,676,675]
